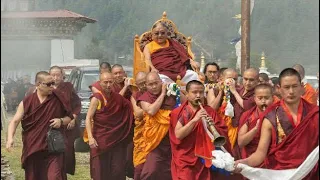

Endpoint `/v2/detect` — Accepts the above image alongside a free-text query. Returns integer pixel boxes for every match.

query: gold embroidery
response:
[276,113,286,144]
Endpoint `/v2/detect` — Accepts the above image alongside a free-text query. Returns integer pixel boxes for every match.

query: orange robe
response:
[302,83,317,105]
[136,91,175,180]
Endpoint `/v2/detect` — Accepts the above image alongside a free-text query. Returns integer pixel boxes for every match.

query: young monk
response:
[6,71,73,180]
[235,68,319,179]
[143,22,199,84]
[85,72,134,180]
[237,83,274,159]
[169,80,230,180]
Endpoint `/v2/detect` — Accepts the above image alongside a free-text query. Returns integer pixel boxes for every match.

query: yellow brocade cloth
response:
[218,101,238,149]
[143,109,171,157]
[145,40,170,54]
[133,114,147,167]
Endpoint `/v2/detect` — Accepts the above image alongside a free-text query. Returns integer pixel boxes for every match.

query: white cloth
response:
[159,70,199,85]
[237,145,319,180]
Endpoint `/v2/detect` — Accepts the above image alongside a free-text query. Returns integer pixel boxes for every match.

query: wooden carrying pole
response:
[241,0,250,74]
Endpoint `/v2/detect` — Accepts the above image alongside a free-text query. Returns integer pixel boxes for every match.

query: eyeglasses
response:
[152,31,166,36]
[40,81,55,87]
[207,71,218,75]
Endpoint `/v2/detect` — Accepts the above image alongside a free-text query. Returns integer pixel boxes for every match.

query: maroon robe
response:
[151,39,191,81]
[55,82,81,175]
[136,91,175,180]
[90,91,134,180]
[169,102,231,180]
[22,90,73,180]
[90,80,134,177]
[238,106,263,158]
[261,99,319,179]
[230,86,255,161]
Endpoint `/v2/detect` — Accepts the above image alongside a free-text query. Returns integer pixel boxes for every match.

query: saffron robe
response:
[22,90,73,180]
[149,39,191,82]
[90,91,134,180]
[136,91,175,180]
[169,102,230,180]
[302,82,317,105]
[261,99,319,179]
[55,82,81,175]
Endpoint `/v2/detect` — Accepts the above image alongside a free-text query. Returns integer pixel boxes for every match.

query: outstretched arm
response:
[85,97,99,148]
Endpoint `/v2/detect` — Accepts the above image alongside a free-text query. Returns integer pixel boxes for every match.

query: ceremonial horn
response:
[197,100,227,147]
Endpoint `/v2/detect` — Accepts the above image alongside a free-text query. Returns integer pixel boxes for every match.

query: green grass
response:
[1,114,90,180]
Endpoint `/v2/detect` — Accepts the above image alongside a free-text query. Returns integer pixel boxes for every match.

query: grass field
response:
[1,113,91,180]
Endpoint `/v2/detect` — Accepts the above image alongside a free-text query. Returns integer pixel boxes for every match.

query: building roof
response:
[1,9,97,23]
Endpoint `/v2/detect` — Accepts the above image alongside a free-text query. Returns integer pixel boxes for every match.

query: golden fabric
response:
[145,40,170,54]
[133,114,147,167]
[143,109,171,155]
[302,83,317,105]
[83,91,106,143]
[217,109,238,149]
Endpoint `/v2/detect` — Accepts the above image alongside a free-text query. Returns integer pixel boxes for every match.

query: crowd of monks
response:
[4,21,319,180]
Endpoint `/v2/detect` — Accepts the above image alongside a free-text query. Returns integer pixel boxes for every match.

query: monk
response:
[136,72,175,179]
[170,80,231,180]
[258,73,269,84]
[91,64,134,177]
[99,61,111,73]
[131,72,148,180]
[85,72,134,180]
[237,83,274,159]
[293,64,317,105]
[235,68,319,179]
[49,66,81,175]
[143,22,199,84]
[6,71,73,180]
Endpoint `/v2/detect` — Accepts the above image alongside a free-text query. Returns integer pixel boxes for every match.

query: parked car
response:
[67,66,100,152]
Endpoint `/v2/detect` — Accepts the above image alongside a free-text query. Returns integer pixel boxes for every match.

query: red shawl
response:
[21,90,73,168]
[151,39,190,81]
[91,91,134,158]
[91,81,132,101]
[261,99,319,179]
[136,91,176,110]
[169,102,230,179]
[238,106,263,158]
[56,82,81,116]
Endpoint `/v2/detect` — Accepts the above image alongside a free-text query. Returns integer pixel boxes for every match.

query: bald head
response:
[136,72,147,81]
[244,68,259,78]
[35,71,50,84]
[222,68,238,81]
[243,68,259,91]
[146,72,161,82]
[146,72,162,95]
[100,72,113,81]
[135,72,147,92]
[292,64,305,79]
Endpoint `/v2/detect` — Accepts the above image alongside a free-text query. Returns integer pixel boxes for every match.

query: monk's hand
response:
[233,159,247,174]
[50,118,62,128]
[6,138,14,152]
[190,59,199,72]
[192,109,207,123]
[89,137,98,148]
[151,67,159,73]
[67,119,76,130]
[161,83,167,95]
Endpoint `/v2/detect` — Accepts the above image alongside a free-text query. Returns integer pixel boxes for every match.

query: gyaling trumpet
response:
[197,100,227,147]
